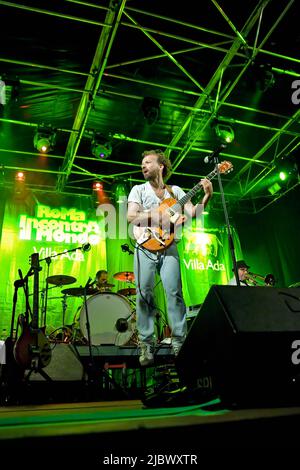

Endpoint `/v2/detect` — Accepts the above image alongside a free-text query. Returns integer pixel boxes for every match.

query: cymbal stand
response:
[41,257,51,327]
[61,294,69,341]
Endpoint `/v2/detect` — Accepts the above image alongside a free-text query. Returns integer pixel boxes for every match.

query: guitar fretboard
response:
[173,167,217,210]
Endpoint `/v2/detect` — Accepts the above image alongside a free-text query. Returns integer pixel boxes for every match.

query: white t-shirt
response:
[128,182,188,244]
[228,277,249,286]
[128,181,186,209]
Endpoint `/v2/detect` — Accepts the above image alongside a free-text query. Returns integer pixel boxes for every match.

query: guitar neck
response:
[176,167,217,208]
[31,253,40,330]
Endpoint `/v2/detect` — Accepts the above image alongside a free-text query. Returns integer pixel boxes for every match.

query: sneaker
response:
[139,342,154,367]
[172,338,183,356]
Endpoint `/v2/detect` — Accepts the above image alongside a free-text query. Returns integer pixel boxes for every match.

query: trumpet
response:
[244,271,275,287]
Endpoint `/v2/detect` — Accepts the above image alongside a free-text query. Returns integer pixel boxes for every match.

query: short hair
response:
[142,149,172,178]
[96,269,107,278]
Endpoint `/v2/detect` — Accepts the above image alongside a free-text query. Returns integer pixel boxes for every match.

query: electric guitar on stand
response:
[13,253,52,370]
[133,161,233,253]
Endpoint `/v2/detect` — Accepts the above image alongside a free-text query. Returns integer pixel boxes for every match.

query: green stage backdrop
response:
[0,189,244,340]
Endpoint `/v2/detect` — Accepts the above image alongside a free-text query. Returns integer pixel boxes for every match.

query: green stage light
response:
[111,179,128,204]
[214,123,235,144]
[91,133,112,159]
[279,171,287,181]
[268,182,281,195]
[275,156,299,180]
[34,126,56,153]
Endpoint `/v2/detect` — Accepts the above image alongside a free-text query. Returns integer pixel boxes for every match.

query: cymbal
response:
[113,271,135,282]
[47,275,77,286]
[118,288,136,297]
[61,287,98,297]
[97,283,115,288]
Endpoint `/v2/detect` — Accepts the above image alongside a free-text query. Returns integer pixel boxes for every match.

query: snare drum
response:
[79,292,136,346]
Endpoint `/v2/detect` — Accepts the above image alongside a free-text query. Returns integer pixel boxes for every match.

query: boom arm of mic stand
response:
[213,156,240,287]
[39,244,91,262]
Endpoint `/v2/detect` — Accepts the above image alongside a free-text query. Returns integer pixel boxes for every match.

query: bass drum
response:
[79,292,136,346]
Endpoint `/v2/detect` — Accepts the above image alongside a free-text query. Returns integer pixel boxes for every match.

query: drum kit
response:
[45,271,137,347]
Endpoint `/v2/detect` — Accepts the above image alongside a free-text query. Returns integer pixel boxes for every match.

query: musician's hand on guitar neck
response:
[201,178,213,196]
[198,178,213,209]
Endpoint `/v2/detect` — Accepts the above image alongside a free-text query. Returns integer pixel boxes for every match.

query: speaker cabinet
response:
[176,286,300,407]
[28,343,84,381]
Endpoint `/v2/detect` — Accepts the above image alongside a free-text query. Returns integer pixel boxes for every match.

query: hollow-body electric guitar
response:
[133,161,233,253]
[13,253,52,370]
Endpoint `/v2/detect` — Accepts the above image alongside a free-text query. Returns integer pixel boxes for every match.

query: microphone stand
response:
[207,146,240,286]
[82,277,128,399]
[82,277,95,382]
[38,242,91,337]
[39,243,91,263]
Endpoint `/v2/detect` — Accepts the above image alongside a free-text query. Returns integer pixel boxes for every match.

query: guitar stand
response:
[24,365,52,382]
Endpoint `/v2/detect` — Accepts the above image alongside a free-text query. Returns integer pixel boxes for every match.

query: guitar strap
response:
[165,184,177,199]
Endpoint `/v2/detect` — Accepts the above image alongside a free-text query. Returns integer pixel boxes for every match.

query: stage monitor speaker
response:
[176,286,300,407]
[28,343,84,381]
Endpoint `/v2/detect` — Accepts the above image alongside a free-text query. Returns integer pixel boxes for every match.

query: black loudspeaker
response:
[176,286,300,407]
[28,343,84,381]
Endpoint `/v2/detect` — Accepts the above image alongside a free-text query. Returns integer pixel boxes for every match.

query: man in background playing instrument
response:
[127,149,213,366]
[227,260,251,286]
[95,269,114,292]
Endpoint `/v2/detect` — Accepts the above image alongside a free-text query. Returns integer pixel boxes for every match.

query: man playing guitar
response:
[127,149,213,366]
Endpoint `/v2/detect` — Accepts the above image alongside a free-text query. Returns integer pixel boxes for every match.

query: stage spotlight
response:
[112,178,128,204]
[34,125,56,153]
[92,181,103,192]
[15,171,25,182]
[92,180,109,206]
[91,133,112,159]
[275,155,299,181]
[214,123,235,144]
[267,156,299,195]
[141,97,160,125]
[256,63,275,92]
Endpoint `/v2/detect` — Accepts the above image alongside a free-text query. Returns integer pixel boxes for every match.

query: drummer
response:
[95,269,113,292]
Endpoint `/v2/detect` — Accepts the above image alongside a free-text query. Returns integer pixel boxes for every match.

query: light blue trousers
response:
[134,243,187,344]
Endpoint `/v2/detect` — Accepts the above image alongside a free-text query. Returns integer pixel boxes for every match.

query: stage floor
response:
[0,398,300,460]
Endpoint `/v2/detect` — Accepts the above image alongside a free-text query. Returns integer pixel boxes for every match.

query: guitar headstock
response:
[217,161,233,174]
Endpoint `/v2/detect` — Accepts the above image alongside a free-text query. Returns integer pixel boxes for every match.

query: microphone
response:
[81,243,91,252]
[115,318,129,333]
[121,243,134,255]
[204,144,226,164]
